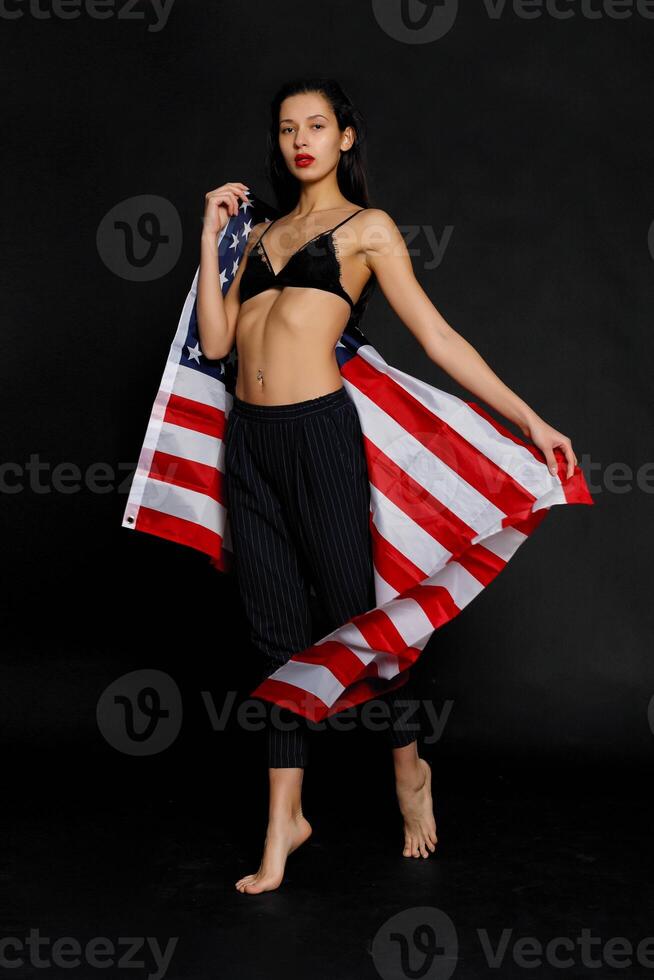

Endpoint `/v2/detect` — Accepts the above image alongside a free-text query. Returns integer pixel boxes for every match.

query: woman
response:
[196,77,578,895]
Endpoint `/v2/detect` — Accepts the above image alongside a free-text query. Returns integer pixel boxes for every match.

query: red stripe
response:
[364,434,477,554]
[453,540,507,585]
[287,638,377,689]
[354,604,412,660]
[368,515,428,595]
[148,450,225,506]
[252,663,418,722]
[208,546,233,574]
[344,355,538,517]
[132,505,222,559]
[164,392,225,440]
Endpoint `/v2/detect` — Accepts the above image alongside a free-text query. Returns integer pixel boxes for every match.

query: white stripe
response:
[157,421,222,469]
[474,523,527,560]
[266,660,345,706]
[139,479,225,536]
[347,383,509,533]
[355,344,561,500]
[368,485,450,578]
[380,595,439,647]
[172,362,230,411]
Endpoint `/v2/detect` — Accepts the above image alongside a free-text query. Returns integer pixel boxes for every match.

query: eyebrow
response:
[279,113,329,124]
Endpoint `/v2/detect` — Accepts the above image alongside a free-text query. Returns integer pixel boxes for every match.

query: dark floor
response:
[2,760,653,980]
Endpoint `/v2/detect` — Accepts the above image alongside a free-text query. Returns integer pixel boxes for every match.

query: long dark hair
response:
[264,76,377,331]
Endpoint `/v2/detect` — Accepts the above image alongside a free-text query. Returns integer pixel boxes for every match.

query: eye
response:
[312,123,324,129]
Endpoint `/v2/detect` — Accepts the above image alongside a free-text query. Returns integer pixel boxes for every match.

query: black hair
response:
[264,76,377,331]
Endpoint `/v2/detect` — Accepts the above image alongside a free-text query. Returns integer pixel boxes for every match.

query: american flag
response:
[122,190,594,722]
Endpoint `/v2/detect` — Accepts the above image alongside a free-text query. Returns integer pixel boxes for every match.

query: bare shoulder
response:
[358,207,405,255]
[250,219,271,235]
[247,219,271,240]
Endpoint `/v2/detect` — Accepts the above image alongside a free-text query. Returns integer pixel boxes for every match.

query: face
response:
[277,91,354,180]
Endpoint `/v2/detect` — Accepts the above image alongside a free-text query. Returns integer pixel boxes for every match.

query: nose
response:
[294,129,309,150]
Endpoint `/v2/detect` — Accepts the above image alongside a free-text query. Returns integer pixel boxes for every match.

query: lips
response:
[295,154,314,167]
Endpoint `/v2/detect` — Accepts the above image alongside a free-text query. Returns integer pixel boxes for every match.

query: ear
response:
[341,126,356,151]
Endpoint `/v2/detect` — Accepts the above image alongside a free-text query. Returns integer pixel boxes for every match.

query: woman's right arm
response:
[196,181,250,360]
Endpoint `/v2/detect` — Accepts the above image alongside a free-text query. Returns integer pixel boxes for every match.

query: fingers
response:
[205,182,251,218]
[563,442,576,479]
[543,430,577,481]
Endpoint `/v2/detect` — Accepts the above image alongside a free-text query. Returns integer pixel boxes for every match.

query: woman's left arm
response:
[361,210,578,480]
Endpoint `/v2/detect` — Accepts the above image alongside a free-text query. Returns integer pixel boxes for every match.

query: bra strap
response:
[330,208,367,233]
[257,208,365,251]
[258,217,279,242]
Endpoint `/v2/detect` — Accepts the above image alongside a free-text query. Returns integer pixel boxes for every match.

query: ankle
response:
[268,804,304,825]
[394,755,425,786]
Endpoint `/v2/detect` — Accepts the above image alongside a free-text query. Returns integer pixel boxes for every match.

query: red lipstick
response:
[294,154,315,167]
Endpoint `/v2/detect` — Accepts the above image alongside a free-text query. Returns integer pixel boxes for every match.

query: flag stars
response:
[229,232,240,251]
[219,267,229,288]
[186,341,202,363]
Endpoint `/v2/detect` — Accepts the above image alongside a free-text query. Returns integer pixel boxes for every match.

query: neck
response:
[291,171,350,218]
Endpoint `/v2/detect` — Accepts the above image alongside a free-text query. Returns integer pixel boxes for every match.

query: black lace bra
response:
[238,208,367,313]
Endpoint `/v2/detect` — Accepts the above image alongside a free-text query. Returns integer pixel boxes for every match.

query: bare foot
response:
[235,811,313,894]
[395,757,438,858]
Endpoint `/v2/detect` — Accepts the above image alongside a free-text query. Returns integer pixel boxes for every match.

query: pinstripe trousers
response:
[224,384,421,768]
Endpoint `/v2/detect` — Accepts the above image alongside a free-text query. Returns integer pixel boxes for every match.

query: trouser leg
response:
[224,410,311,768]
[377,674,422,749]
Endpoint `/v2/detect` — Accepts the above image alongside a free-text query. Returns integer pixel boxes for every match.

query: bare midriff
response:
[233,252,372,405]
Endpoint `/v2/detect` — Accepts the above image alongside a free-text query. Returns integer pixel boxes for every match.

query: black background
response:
[2,3,653,963]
